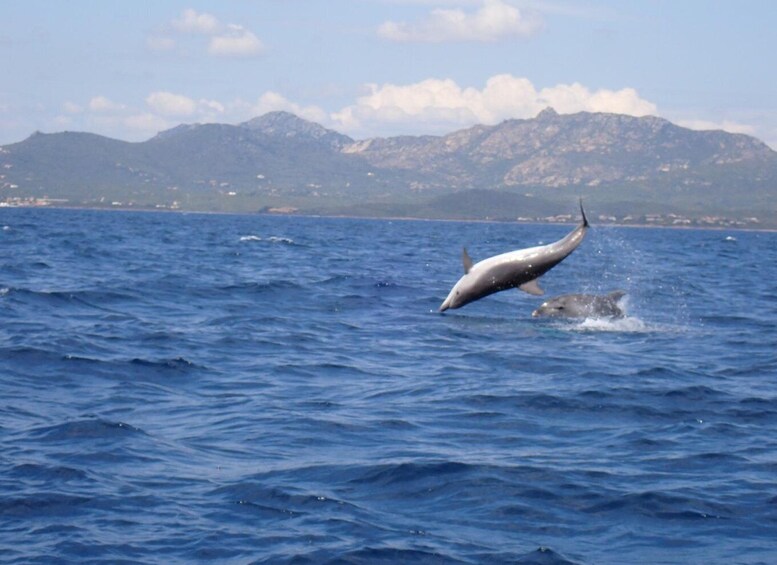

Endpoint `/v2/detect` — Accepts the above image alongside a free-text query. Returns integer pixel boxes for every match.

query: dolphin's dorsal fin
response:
[579,197,589,227]
[609,290,626,301]
[519,278,544,296]
[462,247,473,274]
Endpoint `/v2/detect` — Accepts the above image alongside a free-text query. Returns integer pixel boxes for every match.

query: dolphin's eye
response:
[558,306,565,310]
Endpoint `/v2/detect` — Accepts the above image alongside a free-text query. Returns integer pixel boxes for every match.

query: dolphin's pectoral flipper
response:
[518,278,544,296]
[462,247,473,274]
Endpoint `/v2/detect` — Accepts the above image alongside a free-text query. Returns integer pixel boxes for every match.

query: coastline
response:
[2,203,776,233]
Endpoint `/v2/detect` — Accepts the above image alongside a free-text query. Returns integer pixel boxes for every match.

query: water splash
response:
[574,315,651,333]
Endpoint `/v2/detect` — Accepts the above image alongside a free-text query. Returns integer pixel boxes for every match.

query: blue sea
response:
[1,207,776,564]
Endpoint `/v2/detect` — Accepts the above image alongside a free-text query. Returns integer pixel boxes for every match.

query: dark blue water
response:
[1,208,776,564]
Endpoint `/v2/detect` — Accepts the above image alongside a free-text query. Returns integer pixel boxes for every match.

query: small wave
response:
[662,385,724,401]
[522,393,583,411]
[216,280,304,295]
[239,235,295,245]
[62,353,104,364]
[129,356,201,371]
[584,490,731,520]
[212,482,353,518]
[0,493,91,518]
[350,461,473,486]
[511,546,582,565]
[324,547,466,564]
[10,462,89,483]
[232,499,303,519]
[1,287,134,310]
[724,235,737,242]
[30,418,144,442]
[2,345,61,363]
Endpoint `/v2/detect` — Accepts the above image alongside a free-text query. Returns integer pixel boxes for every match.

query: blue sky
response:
[1,0,775,148]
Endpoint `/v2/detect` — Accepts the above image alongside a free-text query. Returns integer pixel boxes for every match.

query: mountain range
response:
[2,108,776,226]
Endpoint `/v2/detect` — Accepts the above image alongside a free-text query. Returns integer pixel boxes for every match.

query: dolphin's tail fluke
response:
[579,198,589,227]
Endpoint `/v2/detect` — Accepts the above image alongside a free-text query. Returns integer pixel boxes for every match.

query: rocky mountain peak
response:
[536,107,558,120]
[241,111,353,149]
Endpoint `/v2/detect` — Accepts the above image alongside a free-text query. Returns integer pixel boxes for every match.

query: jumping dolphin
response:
[532,290,626,319]
[439,201,589,312]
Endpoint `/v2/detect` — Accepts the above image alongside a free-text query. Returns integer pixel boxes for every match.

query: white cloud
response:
[677,118,756,136]
[145,91,228,120]
[155,9,264,58]
[53,115,73,128]
[199,99,225,115]
[378,0,542,43]
[208,25,264,57]
[63,101,83,114]
[536,83,657,116]
[330,75,657,137]
[172,9,220,35]
[88,96,126,113]
[146,92,198,117]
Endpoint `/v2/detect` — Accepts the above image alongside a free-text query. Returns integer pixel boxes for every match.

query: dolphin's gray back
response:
[533,291,626,318]
[505,222,587,281]
[590,294,625,317]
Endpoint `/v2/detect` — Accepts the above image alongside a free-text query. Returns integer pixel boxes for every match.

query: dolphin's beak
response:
[439,296,451,312]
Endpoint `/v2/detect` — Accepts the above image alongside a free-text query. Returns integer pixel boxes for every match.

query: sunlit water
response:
[1,208,775,564]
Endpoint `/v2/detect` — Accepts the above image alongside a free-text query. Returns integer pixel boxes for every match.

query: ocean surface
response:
[1,207,776,564]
